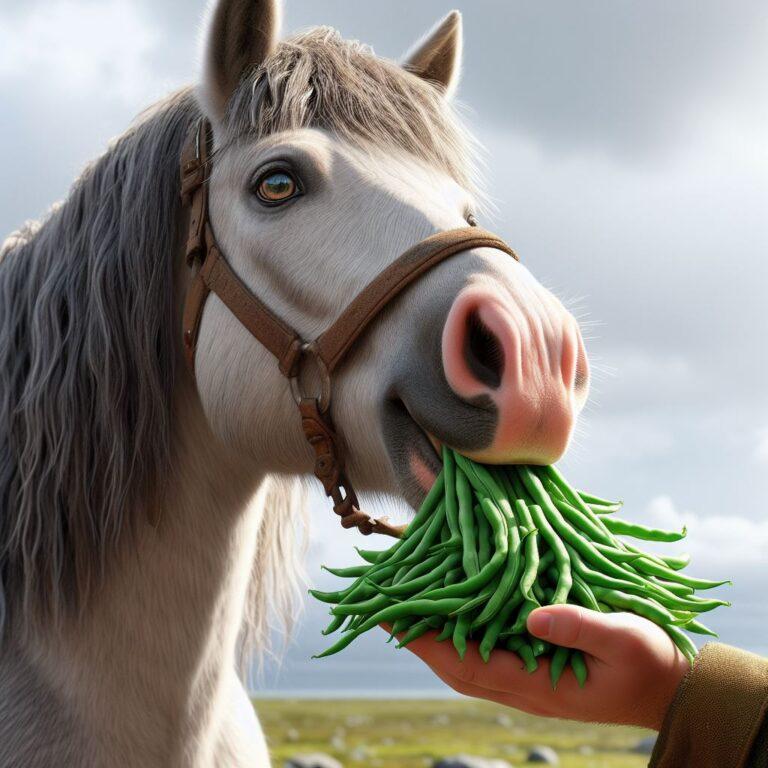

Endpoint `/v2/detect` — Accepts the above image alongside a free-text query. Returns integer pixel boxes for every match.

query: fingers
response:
[527,605,662,661]
[402,629,569,698]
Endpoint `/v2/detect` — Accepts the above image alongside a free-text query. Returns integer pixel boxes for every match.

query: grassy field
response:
[254,698,654,767]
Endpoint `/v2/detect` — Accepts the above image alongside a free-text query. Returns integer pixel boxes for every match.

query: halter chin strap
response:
[180,118,518,538]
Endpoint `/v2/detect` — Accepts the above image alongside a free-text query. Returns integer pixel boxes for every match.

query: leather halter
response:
[180,118,518,538]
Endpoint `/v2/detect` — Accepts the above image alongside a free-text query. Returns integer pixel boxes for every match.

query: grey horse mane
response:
[0,26,475,646]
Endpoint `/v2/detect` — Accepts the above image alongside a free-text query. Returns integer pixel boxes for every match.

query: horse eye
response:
[466,213,478,227]
[254,171,299,205]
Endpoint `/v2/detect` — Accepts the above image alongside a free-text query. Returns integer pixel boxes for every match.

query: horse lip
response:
[397,397,443,465]
[425,432,443,458]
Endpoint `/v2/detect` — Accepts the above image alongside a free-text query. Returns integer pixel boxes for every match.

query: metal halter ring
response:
[289,342,332,412]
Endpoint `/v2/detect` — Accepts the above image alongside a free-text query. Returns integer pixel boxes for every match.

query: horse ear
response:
[199,0,282,123]
[401,11,463,100]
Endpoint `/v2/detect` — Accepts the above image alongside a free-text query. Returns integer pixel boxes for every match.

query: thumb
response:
[527,604,651,660]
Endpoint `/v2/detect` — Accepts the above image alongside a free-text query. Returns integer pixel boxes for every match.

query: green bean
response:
[531,638,550,657]
[313,597,467,658]
[661,553,692,571]
[681,618,718,637]
[510,599,538,634]
[577,490,622,508]
[569,572,602,612]
[473,507,525,627]
[647,577,694,597]
[452,580,498,616]
[550,646,570,689]
[387,616,414,642]
[455,454,507,500]
[591,586,678,627]
[512,499,540,603]
[549,491,615,546]
[309,586,356,605]
[538,465,614,534]
[332,593,394,617]
[321,563,370,578]
[396,616,443,649]
[377,553,461,598]
[664,624,698,664]
[400,473,446,541]
[475,504,492,569]
[393,552,445,586]
[602,516,686,543]
[442,446,462,545]
[355,547,386,564]
[520,491,572,604]
[593,542,643,564]
[321,613,346,636]
[537,549,553,570]
[633,557,731,590]
[570,650,588,687]
[367,499,447,580]
[505,637,538,673]
[588,502,623,515]
[478,592,525,662]
[436,619,455,642]
[453,612,472,660]
[456,467,480,578]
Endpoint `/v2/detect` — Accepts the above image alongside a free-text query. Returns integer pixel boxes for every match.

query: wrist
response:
[645,653,691,731]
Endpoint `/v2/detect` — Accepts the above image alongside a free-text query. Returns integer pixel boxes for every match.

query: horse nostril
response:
[464,308,505,390]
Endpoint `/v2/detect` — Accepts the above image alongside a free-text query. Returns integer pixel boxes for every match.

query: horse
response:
[0,1,590,765]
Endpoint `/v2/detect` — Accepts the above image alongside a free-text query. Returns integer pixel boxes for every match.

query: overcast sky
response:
[1,0,767,695]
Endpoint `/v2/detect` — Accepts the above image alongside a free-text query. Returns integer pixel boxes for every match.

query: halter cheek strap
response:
[180,118,518,538]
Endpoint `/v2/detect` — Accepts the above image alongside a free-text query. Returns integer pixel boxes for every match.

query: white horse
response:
[0,1,589,765]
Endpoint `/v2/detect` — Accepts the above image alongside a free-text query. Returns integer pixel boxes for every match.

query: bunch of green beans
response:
[310,449,730,690]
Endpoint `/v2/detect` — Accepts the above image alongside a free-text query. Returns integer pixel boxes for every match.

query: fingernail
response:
[527,610,553,638]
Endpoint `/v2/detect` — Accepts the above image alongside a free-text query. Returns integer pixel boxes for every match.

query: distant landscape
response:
[254,698,654,768]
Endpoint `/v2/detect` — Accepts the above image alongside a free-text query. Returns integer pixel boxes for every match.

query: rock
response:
[330,735,346,750]
[433,756,513,768]
[526,745,559,764]
[632,736,657,755]
[285,728,300,742]
[494,714,513,728]
[284,755,343,768]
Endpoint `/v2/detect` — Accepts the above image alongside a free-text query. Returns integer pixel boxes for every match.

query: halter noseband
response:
[180,118,518,538]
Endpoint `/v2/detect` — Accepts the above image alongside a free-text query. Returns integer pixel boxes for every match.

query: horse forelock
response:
[222,26,480,194]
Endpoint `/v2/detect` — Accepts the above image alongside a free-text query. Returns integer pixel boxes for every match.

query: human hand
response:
[388,604,691,730]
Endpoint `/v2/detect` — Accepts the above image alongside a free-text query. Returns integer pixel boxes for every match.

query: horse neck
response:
[28,376,268,762]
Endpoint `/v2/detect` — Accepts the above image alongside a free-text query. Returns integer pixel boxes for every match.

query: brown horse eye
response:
[256,172,298,204]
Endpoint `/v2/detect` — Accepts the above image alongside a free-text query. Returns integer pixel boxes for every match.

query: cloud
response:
[755,429,768,464]
[639,495,768,571]
[0,0,164,106]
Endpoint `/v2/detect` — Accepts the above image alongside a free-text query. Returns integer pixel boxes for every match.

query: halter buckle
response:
[289,342,331,413]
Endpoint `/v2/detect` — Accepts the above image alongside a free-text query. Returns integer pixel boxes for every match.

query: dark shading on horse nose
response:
[464,308,505,390]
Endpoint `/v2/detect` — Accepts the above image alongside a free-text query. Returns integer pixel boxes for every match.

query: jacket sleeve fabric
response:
[651,642,768,768]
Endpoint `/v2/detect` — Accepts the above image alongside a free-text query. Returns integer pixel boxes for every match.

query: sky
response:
[1,0,767,695]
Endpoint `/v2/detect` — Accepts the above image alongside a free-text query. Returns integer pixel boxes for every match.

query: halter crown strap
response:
[179,119,519,538]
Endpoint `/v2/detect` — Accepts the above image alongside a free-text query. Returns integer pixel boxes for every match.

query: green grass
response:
[253,698,653,767]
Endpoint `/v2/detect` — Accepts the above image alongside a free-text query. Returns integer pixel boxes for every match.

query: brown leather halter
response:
[180,118,518,538]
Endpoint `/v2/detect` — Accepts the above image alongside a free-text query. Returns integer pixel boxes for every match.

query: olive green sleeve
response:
[650,643,768,768]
